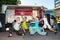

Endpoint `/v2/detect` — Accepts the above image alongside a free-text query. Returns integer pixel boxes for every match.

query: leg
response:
[22,26,25,33]
[53,25,56,30]
[47,24,57,32]
[42,25,47,31]
[56,24,59,30]
[8,27,13,37]
[16,31,19,35]
[36,27,47,35]
[16,30,22,36]
[29,27,36,35]
[49,28,56,32]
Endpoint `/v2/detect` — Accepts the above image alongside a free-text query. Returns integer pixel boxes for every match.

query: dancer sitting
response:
[13,17,24,36]
[43,15,57,34]
[8,17,24,37]
[22,17,29,34]
[29,16,47,35]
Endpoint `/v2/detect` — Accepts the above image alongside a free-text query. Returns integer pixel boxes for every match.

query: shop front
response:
[1,5,45,32]
[6,5,44,23]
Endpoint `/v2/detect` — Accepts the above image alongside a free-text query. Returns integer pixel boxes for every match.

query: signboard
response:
[15,9,32,16]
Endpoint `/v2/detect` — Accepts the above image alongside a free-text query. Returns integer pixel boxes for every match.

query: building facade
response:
[55,0,60,19]
[45,9,55,16]
[5,5,44,23]
[55,0,60,8]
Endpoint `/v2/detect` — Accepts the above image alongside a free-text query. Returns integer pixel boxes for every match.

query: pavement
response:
[0,30,60,40]
[0,32,23,40]
[23,30,60,40]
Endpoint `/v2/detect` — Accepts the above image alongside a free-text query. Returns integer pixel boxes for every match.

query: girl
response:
[8,17,24,37]
[29,16,47,35]
[22,17,29,34]
[43,15,57,34]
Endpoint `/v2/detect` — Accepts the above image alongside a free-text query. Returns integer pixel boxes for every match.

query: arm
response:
[42,26,45,32]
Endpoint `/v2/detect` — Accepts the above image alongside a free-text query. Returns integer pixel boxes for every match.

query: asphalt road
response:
[0,30,60,40]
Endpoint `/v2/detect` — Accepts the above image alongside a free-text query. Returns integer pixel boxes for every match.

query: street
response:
[0,30,60,40]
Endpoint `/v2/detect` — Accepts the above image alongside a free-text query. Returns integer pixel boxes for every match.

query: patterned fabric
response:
[29,20,47,35]
[29,27,47,35]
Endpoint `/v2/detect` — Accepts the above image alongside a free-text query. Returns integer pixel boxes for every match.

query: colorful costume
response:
[29,20,47,35]
[43,18,51,29]
[22,21,29,29]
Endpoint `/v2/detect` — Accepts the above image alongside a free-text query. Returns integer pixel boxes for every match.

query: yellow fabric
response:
[22,21,29,29]
[57,19,60,23]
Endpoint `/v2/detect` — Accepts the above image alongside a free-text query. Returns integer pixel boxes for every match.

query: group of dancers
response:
[6,14,57,37]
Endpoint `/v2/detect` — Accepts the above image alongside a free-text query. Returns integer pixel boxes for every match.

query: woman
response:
[13,17,24,36]
[8,17,24,37]
[29,16,47,35]
[22,17,29,34]
[43,15,57,34]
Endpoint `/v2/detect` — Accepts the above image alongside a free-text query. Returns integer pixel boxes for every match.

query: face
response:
[23,17,27,21]
[16,17,20,21]
[36,17,39,21]
[32,17,35,21]
[43,15,46,18]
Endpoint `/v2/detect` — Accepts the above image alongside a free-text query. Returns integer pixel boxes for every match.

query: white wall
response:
[2,5,7,13]
[6,9,38,23]
[32,9,38,18]
[6,9,15,23]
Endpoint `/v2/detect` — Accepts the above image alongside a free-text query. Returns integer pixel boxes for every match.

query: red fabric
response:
[38,17,44,24]
[39,9,44,24]
[15,9,32,16]
[39,9,44,19]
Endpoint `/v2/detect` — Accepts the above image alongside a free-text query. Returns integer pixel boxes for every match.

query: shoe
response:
[30,34,34,36]
[54,32,57,34]
[46,32,48,36]
[8,34,12,37]
[22,34,24,36]
[8,36,12,37]
[17,33,22,36]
